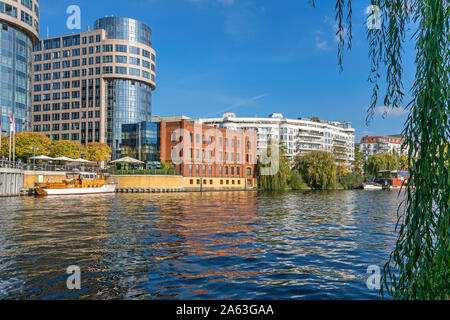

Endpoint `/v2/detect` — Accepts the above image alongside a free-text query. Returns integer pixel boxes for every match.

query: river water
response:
[0,190,405,299]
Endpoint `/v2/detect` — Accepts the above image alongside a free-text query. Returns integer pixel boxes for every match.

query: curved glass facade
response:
[94,16,152,47]
[106,79,153,159]
[0,26,32,134]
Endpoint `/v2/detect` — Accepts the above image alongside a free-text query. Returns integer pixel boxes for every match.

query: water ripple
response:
[0,190,404,299]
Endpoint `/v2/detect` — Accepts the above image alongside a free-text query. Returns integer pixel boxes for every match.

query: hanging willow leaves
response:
[312,0,449,299]
[256,142,292,191]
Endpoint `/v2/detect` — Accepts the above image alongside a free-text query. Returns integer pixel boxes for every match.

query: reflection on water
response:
[0,190,404,299]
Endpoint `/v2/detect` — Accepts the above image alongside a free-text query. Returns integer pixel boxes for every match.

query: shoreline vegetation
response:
[256,146,407,192]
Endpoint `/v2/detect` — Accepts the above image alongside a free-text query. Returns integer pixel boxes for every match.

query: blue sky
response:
[38,0,417,141]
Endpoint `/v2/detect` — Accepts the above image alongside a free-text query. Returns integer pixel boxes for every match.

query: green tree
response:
[340,171,365,189]
[85,142,112,162]
[256,143,291,191]
[354,146,365,175]
[1,135,9,158]
[317,0,449,299]
[289,169,307,190]
[14,132,52,160]
[50,140,85,159]
[161,161,172,170]
[365,153,400,177]
[294,151,337,190]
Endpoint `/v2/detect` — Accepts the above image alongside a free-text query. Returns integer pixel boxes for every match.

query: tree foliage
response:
[365,153,400,176]
[316,0,449,299]
[354,146,365,175]
[340,171,365,189]
[50,140,85,159]
[85,142,112,162]
[161,161,172,171]
[294,151,337,190]
[257,143,292,191]
[13,132,52,160]
[1,135,9,158]
[289,169,307,190]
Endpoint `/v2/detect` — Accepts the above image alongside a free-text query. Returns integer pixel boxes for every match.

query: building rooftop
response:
[150,115,193,123]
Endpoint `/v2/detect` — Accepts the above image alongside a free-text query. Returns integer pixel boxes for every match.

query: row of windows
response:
[33,111,101,122]
[34,43,156,62]
[33,102,100,111]
[34,56,155,70]
[180,149,248,163]
[34,81,100,91]
[187,166,253,176]
[35,34,101,51]
[34,132,101,142]
[171,132,251,149]
[189,179,244,186]
[33,67,155,82]
[34,92,102,102]
[33,121,100,131]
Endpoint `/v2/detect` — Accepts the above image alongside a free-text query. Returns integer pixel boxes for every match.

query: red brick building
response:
[159,119,257,188]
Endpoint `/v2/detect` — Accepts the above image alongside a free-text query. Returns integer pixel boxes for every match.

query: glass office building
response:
[94,16,152,47]
[0,0,39,134]
[31,16,156,159]
[96,17,155,159]
[121,121,160,165]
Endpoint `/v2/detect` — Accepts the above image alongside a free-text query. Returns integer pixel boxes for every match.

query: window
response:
[115,66,127,74]
[129,68,140,76]
[130,46,140,55]
[129,57,140,66]
[103,55,113,63]
[115,55,127,63]
[115,44,127,53]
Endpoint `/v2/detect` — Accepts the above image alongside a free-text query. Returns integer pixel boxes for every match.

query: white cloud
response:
[315,38,328,49]
[204,93,268,117]
[374,106,409,117]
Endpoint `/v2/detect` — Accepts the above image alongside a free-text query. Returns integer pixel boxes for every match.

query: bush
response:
[289,170,307,190]
[340,172,364,189]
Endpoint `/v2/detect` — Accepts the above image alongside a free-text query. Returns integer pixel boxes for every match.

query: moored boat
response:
[363,182,383,190]
[35,172,116,196]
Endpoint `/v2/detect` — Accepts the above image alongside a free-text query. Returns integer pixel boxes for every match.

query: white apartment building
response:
[198,113,356,170]
[359,135,407,160]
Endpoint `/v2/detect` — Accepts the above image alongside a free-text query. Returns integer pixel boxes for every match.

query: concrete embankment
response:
[0,168,24,197]
[4,172,256,197]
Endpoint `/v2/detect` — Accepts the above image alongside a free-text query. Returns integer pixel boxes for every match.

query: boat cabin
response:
[377,170,410,187]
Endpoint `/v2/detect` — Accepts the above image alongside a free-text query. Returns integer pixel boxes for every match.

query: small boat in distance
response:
[363,182,383,190]
[35,172,116,196]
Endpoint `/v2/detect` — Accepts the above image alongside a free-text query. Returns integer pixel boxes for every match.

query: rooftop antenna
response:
[87,25,90,31]
[46,25,49,38]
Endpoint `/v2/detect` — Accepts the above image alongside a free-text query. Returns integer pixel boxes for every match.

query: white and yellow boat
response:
[35,172,116,196]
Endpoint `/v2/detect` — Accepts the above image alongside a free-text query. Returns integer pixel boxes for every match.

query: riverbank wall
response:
[0,168,24,197]
[9,172,256,196]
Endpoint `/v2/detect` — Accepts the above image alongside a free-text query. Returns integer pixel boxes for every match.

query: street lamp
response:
[30,146,39,167]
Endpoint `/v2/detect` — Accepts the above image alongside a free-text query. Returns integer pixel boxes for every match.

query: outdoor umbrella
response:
[72,158,93,163]
[110,156,145,172]
[53,156,76,162]
[29,155,54,161]
[110,156,145,164]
